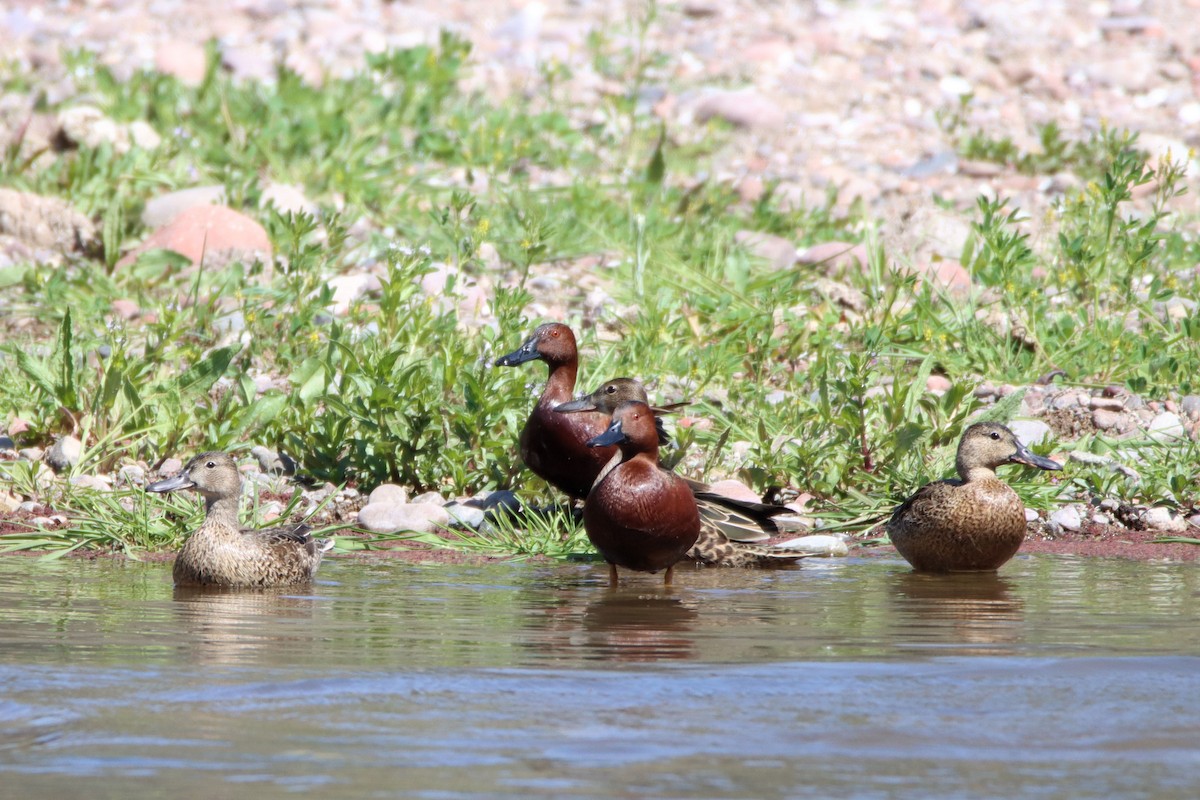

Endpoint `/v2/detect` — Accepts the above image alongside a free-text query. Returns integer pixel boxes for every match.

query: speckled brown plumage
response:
[886,422,1061,572]
[583,402,701,585]
[558,377,811,568]
[147,452,332,588]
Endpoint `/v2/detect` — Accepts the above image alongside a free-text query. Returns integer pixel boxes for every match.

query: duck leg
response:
[608,563,619,587]
[663,564,674,586]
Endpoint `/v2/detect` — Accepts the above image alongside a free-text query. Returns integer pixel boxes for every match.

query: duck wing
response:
[689,525,815,566]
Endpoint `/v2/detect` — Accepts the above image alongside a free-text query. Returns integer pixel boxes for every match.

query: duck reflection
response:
[889,572,1024,654]
[172,585,324,666]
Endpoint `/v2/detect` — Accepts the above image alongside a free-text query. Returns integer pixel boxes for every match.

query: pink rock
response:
[705,479,761,503]
[8,418,30,437]
[734,230,797,270]
[926,375,952,394]
[677,416,713,431]
[797,241,869,274]
[910,259,971,293]
[154,40,207,86]
[110,299,140,320]
[1093,409,1123,430]
[118,205,271,272]
[694,90,785,131]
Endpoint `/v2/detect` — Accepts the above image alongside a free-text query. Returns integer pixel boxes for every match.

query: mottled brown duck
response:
[886,422,1061,572]
[557,377,813,568]
[147,452,333,588]
[583,401,701,585]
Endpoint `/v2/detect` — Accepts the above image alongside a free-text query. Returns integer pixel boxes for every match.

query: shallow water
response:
[1,553,1198,798]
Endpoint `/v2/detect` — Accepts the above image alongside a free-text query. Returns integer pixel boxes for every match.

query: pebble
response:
[326,273,381,315]
[706,479,760,503]
[19,447,44,462]
[259,183,318,217]
[0,491,21,513]
[692,90,786,131]
[925,375,951,394]
[117,464,146,487]
[250,446,296,475]
[1147,411,1185,443]
[1180,395,1200,420]
[154,39,208,86]
[46,436,82,471]
[1008,419,1051,447]
[56,105,161,154]
[159,457,183,476]
[110,299,140,320]
[357,502,451,534]
[1143,506,1186,533]
[0,188,98,254]
[141,185,227,229]
[1092,408,1123,431]
[367,484,409,507]
[445,502,486,529]
[1024,508,1040,523]
[796,241,869,274]
[734,230,796,270]
[1049,506,1083,532]
[118,205,272,274]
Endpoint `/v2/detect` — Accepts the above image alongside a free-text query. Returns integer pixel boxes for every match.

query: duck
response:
[146,451,333,588]
[557,377,814,568]
[495,322,611,501]
[583,401,701,585]
[885,422,1061,572]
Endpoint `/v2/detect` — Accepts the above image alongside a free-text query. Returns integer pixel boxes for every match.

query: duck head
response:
[956,422,1062,481]
[554,377,649,413]
[586,400,661,454]
[494,322,577,368]
[147,451,243,501]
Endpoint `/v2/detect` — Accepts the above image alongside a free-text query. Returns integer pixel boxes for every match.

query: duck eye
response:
[550,329,559,338]
[605,385,616,394]
[206,461,216,468]
[989,432,1001,440]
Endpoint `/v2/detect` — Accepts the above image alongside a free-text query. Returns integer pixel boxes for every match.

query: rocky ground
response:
[2,0,1199,559]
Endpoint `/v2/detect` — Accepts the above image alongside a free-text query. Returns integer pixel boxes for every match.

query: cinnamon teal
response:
[495,322,611,501]
[147,452,333,588]
[886,422,1061,572]
[584,401,701,585]
[558,376,813,568]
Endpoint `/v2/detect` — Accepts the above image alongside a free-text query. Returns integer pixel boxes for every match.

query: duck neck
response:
[957,460,998,483]
[542,358,578,404]
[204,494,242,528]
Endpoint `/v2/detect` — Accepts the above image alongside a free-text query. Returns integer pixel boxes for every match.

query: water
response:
[1,553,1198,798]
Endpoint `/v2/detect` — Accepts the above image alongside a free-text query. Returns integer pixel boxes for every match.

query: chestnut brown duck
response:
[886,422,1061,572]
[147,452,333,588]
[557,377,814,568]
[583,401,701,585]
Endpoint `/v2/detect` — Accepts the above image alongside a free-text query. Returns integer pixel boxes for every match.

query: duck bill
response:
[1009,444,1062,471]
[554,397,599,413]
[146,473,194,493]
[494,335,540,367]
[586,420,626,448]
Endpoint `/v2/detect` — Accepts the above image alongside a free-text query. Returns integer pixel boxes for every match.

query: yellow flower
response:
[520,237,533,250]
[476,218,490,236]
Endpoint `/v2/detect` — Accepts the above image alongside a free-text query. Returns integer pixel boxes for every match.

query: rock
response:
[734,230,796,270]
[117,464,146,487]
[154,39,207,86]
[796,241,869,275]
[1180,395,1200,420]
[1024,508,1039,523]
[1049,506,1082,532]
[1089,396,1124,410]
[1143,506,1187,533]
[926,375,952,394]
[0,491,21,513]
[909,258,971,293]
[1008,419,1051,447]
[326,273,381,315]
[8,418,30,437]
[0,435,14,452]
[119,205,272,273]
[357,502,450,534]
[464,490,522,514]
[141,185,227,229]
[367,484,409,507]
[18,447,43,462]
[0,188,98,254]
[1187,513,1200,529]
[693,90,785,131]
[411,491,445,506]
[1091,513,1111,526]
[250,446,296,475]
[56,105,160,154]
[811,277,866,313]
[1147,411,1185,443]
[705,479,760,503]
[46,435,82,471]
[159,457,183,477]
[69,474,112,491]
[259,183,318,217]
[773,534,849,557]
[110,298,140,320]
[445,502,486,529]
[682,0,720,17]
[1092,409,1123,431]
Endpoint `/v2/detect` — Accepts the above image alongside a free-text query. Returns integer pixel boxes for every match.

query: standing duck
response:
[557,377,813,568]
[495,322,611,501]
[886,422,1061,572]
[147,452,333,588]
[584,401,701,585]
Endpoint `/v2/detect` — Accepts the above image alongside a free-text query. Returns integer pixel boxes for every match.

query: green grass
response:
[0,31,1198,556]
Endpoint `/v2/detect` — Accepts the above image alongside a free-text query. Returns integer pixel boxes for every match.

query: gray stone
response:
[367,484,408,507]
[117,464,146,487]
[1089,396,1124,410]
[141,185,227,229]
[1092,409,1123,431]
[357,502,450,534]
[1143,506,1186,532]
[251,445,296,475]
[734,230,797,270]
[18,447,43,462]
[159,457,183,477]
[1091,513,1111,526]
[445,502,486,529]
[46,435,82,471]
[259,182,317,217]
[1024,508,1039,523]
[1147,411,1185,443]
[411,491,446,506]
[0,188,98,254]
[69,474,111,491]
[1049,506,1082,532]
[1187,513,1200,529]
[1008,419,1051,447]
[1180,395,1200,419]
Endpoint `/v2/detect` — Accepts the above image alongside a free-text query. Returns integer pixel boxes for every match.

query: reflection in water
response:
[889,572,1024,654]
[171,586,325,667]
